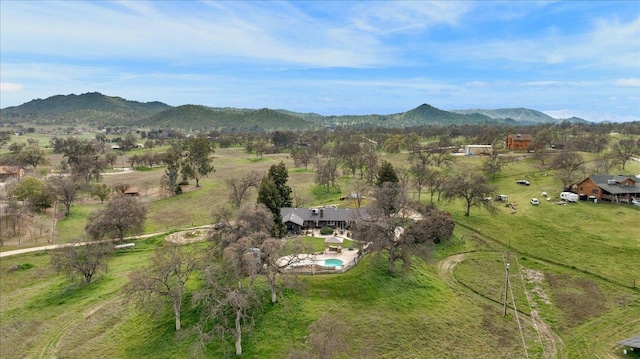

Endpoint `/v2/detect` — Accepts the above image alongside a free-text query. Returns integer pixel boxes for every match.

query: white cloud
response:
[0,82,22,92]
[616,78,640,87]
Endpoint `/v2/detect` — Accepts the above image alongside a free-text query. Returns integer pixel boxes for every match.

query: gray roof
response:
[618,334,640,349]
[586,175,640,195]
[281,207,366,223]
[282,212,304,226]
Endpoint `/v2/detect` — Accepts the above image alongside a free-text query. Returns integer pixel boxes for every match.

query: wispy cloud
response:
[0,82,22,92]
[616,78,640,87]
[0,1,638,118]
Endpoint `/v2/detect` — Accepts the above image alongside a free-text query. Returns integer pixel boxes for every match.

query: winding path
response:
[0,225,214,258]
[436,252,564,358]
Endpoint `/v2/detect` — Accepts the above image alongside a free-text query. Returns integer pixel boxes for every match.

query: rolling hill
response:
[451,107,588,124]
[139,105,315,131]
[1,92,587,130]
[0,92,171,126]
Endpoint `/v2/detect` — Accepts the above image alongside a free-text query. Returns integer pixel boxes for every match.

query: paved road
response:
[0,225,213,258]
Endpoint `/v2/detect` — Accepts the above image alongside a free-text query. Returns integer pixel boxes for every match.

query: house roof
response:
[324,236,344,244]
[283,212,304,226]
[508,134,533,141]
[618,334,640,349]
[124,186,141,194]
[584,175,640,195]
[280,207,366,223]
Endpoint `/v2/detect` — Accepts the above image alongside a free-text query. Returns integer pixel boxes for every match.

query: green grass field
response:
[2,142,640,358]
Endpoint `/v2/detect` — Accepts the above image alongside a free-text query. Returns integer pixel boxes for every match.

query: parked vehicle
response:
[530,198,540,205]
[496,194,508,202]
[632,198,640,207]
[516,180,530,186]
[560,192,579,202]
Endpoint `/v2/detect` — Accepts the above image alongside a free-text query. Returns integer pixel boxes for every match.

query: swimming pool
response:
[322,258,344,267]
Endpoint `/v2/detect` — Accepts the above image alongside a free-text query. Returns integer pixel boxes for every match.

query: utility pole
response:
[503,252,511,317]
[51,200,57,243]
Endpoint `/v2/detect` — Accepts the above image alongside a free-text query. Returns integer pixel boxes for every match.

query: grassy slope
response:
[2,145,640,358]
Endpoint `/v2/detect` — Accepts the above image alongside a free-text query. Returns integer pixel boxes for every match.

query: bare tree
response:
[51,239,113,285]
[287,313,350,359]
[314,155,339,192]
[353,182,410,274]
[291,148,314,170]
[47,175,83,216]
[443,172,496,217]
[425,166,446,203]
[195,265,259,357]
[85,194,147,241]
[482,151,512,179]
[349,179,369,208]
[225,171,261,208]
[410,162,429,202]
[291,186,308,208]
[550,149,585,189]
[611,138,638,171]
[128,243,200,331]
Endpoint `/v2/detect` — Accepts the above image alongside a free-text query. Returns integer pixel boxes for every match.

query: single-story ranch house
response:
[576,175,640,203]
[281,206,366,235]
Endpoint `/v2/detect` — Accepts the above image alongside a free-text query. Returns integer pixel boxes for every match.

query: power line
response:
[515,256,548,359]
[503,252,529,359]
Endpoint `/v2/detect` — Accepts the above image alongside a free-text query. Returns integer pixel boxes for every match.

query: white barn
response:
[464,145,493,156]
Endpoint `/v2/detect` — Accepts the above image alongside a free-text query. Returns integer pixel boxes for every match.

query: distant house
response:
[506,134,533,150]
[576,175,640,203]
[464,145,493,156]
[0,166,25,183]
[281,206,366,235]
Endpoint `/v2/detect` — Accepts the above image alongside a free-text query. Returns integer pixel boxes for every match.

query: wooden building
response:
[506,134,533,150]
[576,175,640,203]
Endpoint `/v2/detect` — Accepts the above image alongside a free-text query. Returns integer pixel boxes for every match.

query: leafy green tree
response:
[267,161,292,207]
[8,142,25,155]
[376,161,399,187]
[16,145,50,169]
[257,162,292,237]
[119,133,138,152]
[182,135,215,187]
[257,177,286,238]
[90,182,111,203]
[104,152,118,168]
[11,176,54,211]
[0,130,11,149]
[161,143,183,195]
[443,173,496,217]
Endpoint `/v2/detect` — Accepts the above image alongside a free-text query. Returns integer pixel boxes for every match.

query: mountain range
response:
[0,92,587,131]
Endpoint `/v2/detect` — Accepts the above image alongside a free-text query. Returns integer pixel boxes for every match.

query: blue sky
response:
[1,1,639,122]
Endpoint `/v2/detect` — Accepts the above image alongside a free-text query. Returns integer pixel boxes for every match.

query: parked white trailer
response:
[561,192,579,202]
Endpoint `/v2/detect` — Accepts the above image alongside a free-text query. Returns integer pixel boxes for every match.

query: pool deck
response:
[280,231,362,272]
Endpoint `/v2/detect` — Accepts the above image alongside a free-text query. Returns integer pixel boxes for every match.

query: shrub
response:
[320,226,334,235]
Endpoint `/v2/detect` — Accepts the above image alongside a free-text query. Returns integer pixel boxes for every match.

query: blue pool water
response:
[323,258,344,267]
